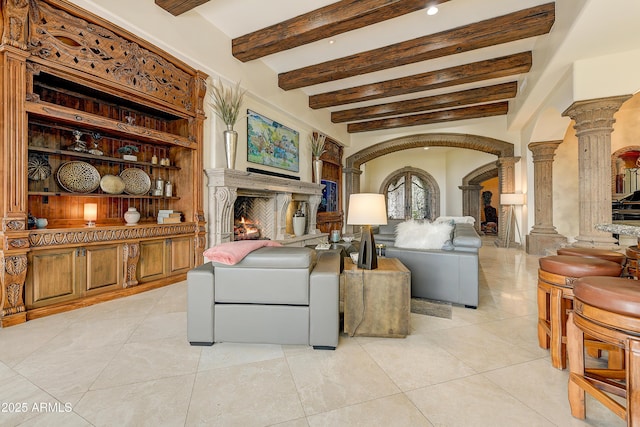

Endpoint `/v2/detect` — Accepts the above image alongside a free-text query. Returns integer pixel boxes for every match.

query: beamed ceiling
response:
[156,0,556,133]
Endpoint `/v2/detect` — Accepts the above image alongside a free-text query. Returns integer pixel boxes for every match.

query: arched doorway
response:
[345,133,516,246]
[379,167,440,220]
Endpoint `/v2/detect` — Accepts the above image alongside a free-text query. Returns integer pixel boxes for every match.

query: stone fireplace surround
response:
[205,168,327,246]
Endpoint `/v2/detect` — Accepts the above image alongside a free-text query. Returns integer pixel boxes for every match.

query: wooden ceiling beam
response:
[346,102,509,133]
[280,3,554,90]
[331,82,517,123]
[310,52,532,109]
[155,0,210,16]
[232,0,451,62]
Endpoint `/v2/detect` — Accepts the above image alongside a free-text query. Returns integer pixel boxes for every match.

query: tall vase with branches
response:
[209,79,246,169]
[311,132,326,184]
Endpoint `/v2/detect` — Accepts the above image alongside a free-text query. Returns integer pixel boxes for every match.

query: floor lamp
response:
[347,193,387,269]
[500,193,524,248]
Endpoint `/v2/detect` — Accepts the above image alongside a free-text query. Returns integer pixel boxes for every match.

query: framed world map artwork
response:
[247,109,299,172]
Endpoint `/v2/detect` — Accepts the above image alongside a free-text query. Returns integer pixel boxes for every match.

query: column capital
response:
[496,156,520,168]
[562,95,632,136]
[528,141,562,162]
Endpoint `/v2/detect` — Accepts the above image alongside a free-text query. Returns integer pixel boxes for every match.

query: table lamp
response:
[84,203,97,227]
[347,193,387,269]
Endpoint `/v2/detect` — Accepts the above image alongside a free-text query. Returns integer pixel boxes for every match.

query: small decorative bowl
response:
[343,236,354,243]
[349,252,359,264]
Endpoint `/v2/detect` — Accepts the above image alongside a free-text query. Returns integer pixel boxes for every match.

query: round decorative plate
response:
[119,168,151,195]
[28,153,52,181]
[100,174,126,194]
[56,161,100,193]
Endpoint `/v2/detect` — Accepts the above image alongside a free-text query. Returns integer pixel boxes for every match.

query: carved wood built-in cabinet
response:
[315,135,344,233]
[0,0,207,326]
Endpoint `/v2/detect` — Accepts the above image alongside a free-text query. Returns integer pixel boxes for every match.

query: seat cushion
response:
[574,276,640,318]
[557,247,626,265]
[539,255,622,277]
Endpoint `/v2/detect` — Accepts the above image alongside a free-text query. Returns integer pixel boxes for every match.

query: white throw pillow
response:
[394,220,453,250]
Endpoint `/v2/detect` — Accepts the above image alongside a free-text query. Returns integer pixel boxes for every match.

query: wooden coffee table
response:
[342,257,411,338]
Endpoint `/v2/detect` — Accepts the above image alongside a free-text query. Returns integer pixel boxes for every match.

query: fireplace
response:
[205,169,325,246]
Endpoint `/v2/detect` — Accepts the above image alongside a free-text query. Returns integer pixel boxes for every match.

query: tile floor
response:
[0,244,625,426]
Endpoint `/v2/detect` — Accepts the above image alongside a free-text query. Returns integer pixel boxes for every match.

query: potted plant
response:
[118,145,139,161]
[310,132,326,184]
[209,79,246,169]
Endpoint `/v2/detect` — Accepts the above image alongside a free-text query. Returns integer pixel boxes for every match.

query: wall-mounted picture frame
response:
[247,109,299,172]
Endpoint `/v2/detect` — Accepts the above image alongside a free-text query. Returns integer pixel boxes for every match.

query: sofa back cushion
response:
[213,247,316,305]
[394,220,453,250]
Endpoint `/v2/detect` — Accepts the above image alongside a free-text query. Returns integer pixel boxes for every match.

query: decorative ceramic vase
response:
[35,218,48,229]
[293,215,306,236]
[224,127,238,169]
[124,207,140,225]
[313,158,323,183]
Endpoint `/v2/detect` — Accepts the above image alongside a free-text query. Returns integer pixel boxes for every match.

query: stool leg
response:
[628,339,640,426]
[538,284,550,349]
[567,312,586,419]
[550,287,566,369]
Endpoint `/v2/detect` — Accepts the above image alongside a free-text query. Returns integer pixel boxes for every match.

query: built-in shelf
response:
[28,146,181,170]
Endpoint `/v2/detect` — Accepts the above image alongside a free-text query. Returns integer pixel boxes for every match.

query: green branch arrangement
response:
[209,79,246,130]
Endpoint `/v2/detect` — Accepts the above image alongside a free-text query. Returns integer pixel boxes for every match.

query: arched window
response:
[380,167,440,220]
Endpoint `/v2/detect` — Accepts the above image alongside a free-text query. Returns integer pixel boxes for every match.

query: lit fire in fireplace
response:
[234,216,261,240]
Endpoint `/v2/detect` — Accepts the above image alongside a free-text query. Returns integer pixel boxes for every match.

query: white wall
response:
[67,0,349,178]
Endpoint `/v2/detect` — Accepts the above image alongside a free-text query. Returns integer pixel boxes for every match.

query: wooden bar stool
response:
[538,255,623,369]
[567,276,640,425]
[626,246,640,279]
[557,247,626,265]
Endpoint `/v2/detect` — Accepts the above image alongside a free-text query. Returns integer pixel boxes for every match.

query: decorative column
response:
[526,141,567,254]
[496,156,520,247]
[563,95,631,248]
[459,184,483,233]
[0,45,30,327]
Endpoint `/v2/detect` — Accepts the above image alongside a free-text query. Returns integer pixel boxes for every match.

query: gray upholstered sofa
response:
[187,246,341,349]
[374,219,482,308]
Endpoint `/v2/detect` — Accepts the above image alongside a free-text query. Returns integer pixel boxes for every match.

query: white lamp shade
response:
[84,203,98,221]
[500,193,525,206]
[347,193,387,225]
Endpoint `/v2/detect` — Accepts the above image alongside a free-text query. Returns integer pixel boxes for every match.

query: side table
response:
[342,257,411,338]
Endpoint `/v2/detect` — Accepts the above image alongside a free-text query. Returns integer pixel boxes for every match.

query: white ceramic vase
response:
[124,207,140,225]
[293,216,306,236]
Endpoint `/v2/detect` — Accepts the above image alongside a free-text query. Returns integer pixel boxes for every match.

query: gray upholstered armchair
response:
[187,246,341,349]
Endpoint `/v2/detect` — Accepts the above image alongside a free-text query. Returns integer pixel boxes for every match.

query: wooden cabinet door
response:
[85,244,123,293]
[168,237,193,276]
[137,239,167,283]
[26,248,79,308]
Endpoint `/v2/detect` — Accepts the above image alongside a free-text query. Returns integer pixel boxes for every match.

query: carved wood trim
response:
[26,1,199,114]
[28,223,198,247]
[123,242,140,288]
[1,255,27,316]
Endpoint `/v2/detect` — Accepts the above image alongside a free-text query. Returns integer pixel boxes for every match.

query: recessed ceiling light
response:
[427,6,438,15]
[423,147,430,150]
[328,40,335,45]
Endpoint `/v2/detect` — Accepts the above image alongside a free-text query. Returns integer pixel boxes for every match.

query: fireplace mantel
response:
[204,168,325,246]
